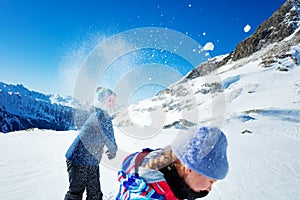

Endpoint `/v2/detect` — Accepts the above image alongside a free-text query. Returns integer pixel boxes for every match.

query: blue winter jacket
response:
[65,108,118,166]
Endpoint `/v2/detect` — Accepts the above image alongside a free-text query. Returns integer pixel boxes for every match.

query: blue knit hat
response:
[171,126,229,180]
[96,87,116,102]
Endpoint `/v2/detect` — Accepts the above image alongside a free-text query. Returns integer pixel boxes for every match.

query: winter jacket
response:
[116,149,178,200]
[65,108,118,166]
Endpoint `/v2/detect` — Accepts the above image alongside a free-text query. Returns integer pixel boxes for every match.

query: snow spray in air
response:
[73,27,225,170]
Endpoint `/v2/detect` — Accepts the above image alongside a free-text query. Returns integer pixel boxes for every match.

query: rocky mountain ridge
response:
[184,0,300,81]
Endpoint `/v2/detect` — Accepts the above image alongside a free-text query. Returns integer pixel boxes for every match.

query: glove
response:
[106,150,116,160]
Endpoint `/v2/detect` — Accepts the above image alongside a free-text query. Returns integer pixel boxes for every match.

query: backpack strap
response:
[134,148,153,175]
[119,148,153,177]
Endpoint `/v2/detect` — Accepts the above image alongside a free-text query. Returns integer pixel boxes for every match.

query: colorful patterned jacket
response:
[116,149,178,200]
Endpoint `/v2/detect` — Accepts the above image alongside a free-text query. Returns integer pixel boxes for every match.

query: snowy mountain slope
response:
[0,82,92,133]
[0,82,74,133]
[114,0,300,133]
[114,40,300,134]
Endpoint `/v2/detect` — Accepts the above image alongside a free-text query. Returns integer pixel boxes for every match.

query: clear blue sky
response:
[0,0,286,97]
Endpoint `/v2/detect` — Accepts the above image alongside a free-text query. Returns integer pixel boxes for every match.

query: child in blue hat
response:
[64,87,118,200]
[116,126,229,200]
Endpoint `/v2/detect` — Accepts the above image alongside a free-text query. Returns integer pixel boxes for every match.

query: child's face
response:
[184,168,216,192]
[104,95,116,109]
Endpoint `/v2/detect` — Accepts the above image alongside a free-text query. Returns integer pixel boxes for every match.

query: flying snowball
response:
[203,42,214,51]
[244,24,251,33]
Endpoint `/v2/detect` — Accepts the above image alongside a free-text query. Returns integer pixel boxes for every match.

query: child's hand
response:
[105,150,116,160]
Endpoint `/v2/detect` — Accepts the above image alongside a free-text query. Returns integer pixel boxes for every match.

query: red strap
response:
[134,148,153,174]
[149,182,178,200]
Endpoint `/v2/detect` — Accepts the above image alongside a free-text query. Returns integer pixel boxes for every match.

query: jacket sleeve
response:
[98,111,118,154]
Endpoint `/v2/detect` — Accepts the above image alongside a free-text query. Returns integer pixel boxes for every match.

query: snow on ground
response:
[0,114,300,200]
[0,129,75,199]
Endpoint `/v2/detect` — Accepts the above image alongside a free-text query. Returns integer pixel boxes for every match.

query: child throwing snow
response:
[64,87,118,200]
[116,126,229,200]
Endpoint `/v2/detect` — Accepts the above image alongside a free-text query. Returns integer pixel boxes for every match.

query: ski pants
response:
[64,160,103,200]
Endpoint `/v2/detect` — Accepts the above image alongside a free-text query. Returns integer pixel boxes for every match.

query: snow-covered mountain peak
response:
[0,82,77,133]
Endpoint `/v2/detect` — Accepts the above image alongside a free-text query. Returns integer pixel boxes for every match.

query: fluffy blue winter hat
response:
[96,87,116,102]
[171,126,229,180]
